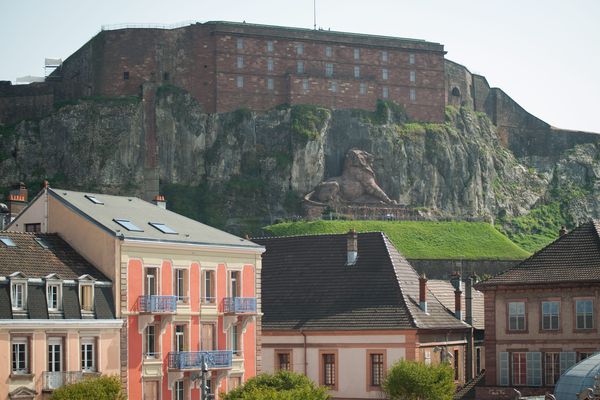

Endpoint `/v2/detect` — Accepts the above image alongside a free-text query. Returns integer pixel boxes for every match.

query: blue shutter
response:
[560,352,577,374]
[499,352,509,386]
[526,352,542,386]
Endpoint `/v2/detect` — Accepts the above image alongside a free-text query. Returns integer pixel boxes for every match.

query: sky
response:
[1,0,599,132]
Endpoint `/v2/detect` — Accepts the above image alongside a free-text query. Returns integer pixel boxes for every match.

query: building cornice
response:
[0,319,123,329]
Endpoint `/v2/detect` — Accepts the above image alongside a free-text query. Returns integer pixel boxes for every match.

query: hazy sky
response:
[1,0,599,132]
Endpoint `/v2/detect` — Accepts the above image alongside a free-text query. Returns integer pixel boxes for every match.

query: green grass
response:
[263,220,531,260]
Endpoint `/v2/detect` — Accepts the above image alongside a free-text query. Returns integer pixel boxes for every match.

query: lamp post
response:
[201,356,209,400]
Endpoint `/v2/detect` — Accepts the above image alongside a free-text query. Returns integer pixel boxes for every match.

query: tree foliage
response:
[221,370,330,400]
[50,375,126,400]
[383,359,455,400]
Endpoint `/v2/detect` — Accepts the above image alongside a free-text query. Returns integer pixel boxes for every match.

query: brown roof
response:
[477,220,600,288]
[0,231,108,280]
[427,279,485,330]
[254,232,469,331]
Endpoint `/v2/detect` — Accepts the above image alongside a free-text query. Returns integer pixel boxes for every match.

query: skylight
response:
[0,237,16,247]
[34,238,49,249]
[149,222,178,234]
[85,194,104,205]
[114,219,144,232]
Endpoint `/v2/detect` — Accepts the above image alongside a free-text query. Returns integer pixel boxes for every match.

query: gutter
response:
[301,330,307,375]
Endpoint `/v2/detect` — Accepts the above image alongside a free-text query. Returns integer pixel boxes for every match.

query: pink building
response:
[0,231,122,400]
[9,187,264,400]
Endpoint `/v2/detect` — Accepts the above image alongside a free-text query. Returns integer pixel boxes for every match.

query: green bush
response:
[290,105,330,141]
[222,371,330,400]
[383,360,455,400]
[50,375,125,400]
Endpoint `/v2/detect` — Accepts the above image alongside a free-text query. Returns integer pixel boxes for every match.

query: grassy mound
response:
[263,220,530,260]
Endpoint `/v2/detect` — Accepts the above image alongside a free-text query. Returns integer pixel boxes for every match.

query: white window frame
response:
[410,70,416,83]
[325,63,333,77]
[267,57,274,72]
[174,380,185,400]
[236,38,243,50]
[381,50,388,62]
[11,337,29,374]
[382,87,389,99]
[79,278,95,313]
[81,337,96,372]
[354,66,360,79]
[508,301,526,331]
[46,280,62,311]
[228,270,242,298]
[542,301,560,330]
[236,55,244,69]
[229,323,242,356]
[297,60,304,74]
[382,68,388,80]
[11,280,27,310]
[174,268,188,304]
[236,76,244,88]
[174,324,187,353]
[576,299,594,329]
[325,46,332,57]
[202,269,216,304]
[354,48,360,60]
[48,337,63,373]
[359,82,367,95]
[145,324,159,359]
[409,53,415,64]
[145,266,160,296]
[296,43,304,55]
[410,88,416,102]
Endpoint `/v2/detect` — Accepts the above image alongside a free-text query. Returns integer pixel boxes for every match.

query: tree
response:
[50,375,126,400]
[222,370,330,400]
[383,359,455,400]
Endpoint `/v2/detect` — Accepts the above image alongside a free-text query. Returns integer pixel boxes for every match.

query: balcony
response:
[43,371,99,390]
[168,350,232,370]
[139,295,177,313]
[223,297,257,314]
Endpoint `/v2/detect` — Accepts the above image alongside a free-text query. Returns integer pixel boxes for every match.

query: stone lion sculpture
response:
[311,149,397,205]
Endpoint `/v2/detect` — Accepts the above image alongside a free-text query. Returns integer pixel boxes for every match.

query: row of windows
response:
[235,37,417,64]
[507,299,595,332]
[10,279,94,313]
[11,336,97,375]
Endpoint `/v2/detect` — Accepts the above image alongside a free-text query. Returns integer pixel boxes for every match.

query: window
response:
[163,72,170,81]
[1,237,16,247]
[354,66,360,79]
[48,338,62,375]
[560,352,577,374]
[230,323,241,356]
[266,41,273,52]
[236,76,244,88]
[410,88,416,102]
[325,63,333,77]
[114,219,143,232]
[267,78,274,90]
[149,222,177,234]
[229,376,242,390]
[578,352,596,362]
[81,338,95,372]
[354,48,360,60]
[47,283,61,311]
[12,337,28,374]
[123,71,129,80]
[175,325,186,352]
[382,68,388,80]
[11,281,26,310]
[230,271,241,298]
[329,81,337,93]
[237,55,244,69]
[297,60,304,74]
[174,380,185,400]
[236,38,243,50]
[302,78,309,92]
[369,352,384,387]
[508,301,526,331]
[296,43,304,55]
[476,348,482,373]
[145,325,158,358]
[409,53,415,64]
[80,283,94,312]
[321,352,337,388]
[360,82,367,95]
[84,194,103,204]
[542,301,560,330]
[454,349,460,380]
[201,323,215,351]
[381,50,388,62]
[174,269,188,303]
[267,57,274,72]
[276,351,292,371]
[35,237,48,248]
[382,87,389,98]
[410,70,416,83]
[512,352,527,385]
[424,350,431,365]
[499,352,509,386]
[202,270,215,304]
[576,299,593,329]
[325,46,332,57]
[526,352,542,386]
[25,223,41,233]
[544,352,560,386]
[145,267,158,296]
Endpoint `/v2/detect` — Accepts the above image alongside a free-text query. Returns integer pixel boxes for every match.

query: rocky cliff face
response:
[0,88,599,240]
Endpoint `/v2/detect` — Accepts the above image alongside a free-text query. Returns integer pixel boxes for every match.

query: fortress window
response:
[267,58,274,72]
[360,82,366,95]
[325,63,333,77]
[329,81,337,93]
[382,51,388,62]
[451,87,461,97]
[296,43,304,55]
[354,48,360,60]
[409,53,415,64]
[354,66,360,79]
[382,69,389,80]
[382,86,389,98]
[236,38,244,50]
[410,70,416,83]
[302,78,309,92]
[410,88,416,102]
[123,71,129,80]
[267,41,274,52]
[267,78,274,90]
[325,46,332,57]
[297,60,305,74]
[237,56,244,69]
[236,76,244,88]
[163,72,169,81]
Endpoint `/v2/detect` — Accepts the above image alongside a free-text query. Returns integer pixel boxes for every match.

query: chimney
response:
[8,182,28,217]
[419,273,428,313]
[346,229,358,265]
[454,287,463,320]
[559,226,568,237]
[465,275,474,382]
[152,195,166,209]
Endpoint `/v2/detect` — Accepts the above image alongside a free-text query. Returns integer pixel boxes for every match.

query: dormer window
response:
[10,272,27,311]
[46,276,62,312]
[0,237,16,247]
[78,276,95,313]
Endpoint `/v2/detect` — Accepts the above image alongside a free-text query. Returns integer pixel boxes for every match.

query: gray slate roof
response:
[427,279,485,330]
[254,232,469,331]
[477,220,600,288]
[48,188,263,250]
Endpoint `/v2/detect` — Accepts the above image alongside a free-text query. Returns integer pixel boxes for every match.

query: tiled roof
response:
[477,220,600,288]
[254,232,468,331]
[427,279,485,330]
[0,231,108,280]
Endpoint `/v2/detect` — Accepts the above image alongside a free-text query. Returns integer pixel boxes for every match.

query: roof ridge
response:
[253,231,384,241]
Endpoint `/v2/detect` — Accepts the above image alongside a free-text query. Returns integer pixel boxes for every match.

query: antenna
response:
[313,0,316,30]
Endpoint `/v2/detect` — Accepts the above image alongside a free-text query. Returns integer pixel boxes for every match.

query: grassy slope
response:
[263,220,531,260]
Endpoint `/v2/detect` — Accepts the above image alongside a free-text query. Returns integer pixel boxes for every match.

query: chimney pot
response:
[559,226,568,236]
[152,195,167,209]
[455,288,463,320]
[346,229,358,265]
[419,273,428,313]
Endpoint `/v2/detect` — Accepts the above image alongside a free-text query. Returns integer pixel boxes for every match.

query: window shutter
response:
[499,352,509,386]
[526,352,542,386]
[560,352,577,374]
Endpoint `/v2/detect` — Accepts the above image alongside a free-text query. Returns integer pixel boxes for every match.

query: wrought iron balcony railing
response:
[139,295,177,313]
[223,297,257,314]
[168,350,233,370]
[43,371,99,390]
